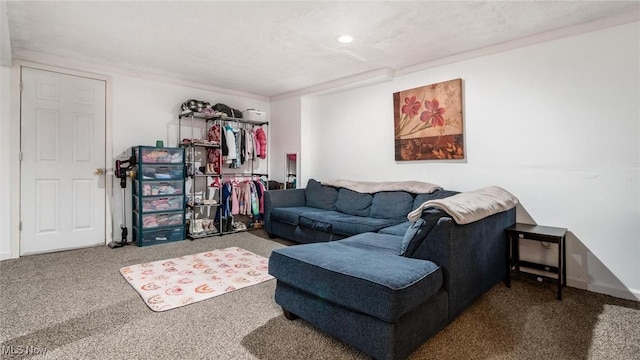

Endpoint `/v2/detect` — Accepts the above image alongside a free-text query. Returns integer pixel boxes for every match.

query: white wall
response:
[0,59,270,258]
[110,75,270,155]
[271,96,302,184]
[302,22,640,300]
[109,74,270,242]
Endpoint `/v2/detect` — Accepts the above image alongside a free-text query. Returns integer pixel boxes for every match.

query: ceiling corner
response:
[271,67,395,101]
[0,0,12,66]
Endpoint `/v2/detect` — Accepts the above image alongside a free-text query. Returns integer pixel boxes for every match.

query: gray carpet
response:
[1,231,638,360]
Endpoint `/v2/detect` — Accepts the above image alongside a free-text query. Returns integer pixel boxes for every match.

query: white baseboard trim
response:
[0,251,13,261]
[568,277,640,301]
[566,277,588,290]
[589,283,640,302]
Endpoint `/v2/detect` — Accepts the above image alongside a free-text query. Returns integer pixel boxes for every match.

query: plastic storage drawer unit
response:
[132,145,186,247]
[140,165,184,180]
[139,147,184,163]
[135,226,185,247]
[133,180,184,196]
[134,195,185,212]
[139,211,184,229]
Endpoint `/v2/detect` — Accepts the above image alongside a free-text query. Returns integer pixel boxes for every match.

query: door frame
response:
[10,60,113,258]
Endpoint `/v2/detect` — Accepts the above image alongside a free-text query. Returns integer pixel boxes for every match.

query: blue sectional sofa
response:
[264,178,457,243]
[265,179,517,360]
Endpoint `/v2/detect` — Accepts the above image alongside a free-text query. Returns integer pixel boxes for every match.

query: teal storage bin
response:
[132,145,186,247]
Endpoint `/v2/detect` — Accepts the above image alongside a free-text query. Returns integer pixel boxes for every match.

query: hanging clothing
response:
[245,128,254,160]
[239,129,246,165]
[207,124,222,174]
[225,125,237,163]
[250,181,259,216]
[236,182,247,215]
[251,129,260,159]
[254,180,266,214]
[208,123,221,144]
[243,182,252,215]
[231,181,240,215]
[231,129,241,168]
[216,182,233,222]
[220,125,228,156]
[255,126,267,159]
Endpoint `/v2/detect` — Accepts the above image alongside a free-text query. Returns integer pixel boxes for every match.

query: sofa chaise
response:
[266,180,518,360]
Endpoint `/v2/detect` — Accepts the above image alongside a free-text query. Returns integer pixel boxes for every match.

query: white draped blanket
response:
[322,179,442,194]
[407,186,519,224]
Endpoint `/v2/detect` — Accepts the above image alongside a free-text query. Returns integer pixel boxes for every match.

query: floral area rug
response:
[120,247,273,311]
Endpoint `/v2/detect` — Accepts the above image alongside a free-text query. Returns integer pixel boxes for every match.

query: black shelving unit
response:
[179,111,269,237]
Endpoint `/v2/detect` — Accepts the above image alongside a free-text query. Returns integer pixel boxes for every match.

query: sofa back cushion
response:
[335,188,372,217]
[413,189,459,210]
[370,191,414,220]
[305,178,338,210]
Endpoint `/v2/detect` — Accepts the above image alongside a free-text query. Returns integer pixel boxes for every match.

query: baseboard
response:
[568,277,640,301]
[589,282,640,302]
[0,251,13,261]
[566,277,588,290]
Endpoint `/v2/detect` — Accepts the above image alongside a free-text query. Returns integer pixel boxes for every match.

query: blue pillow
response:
[400,209,443,257]
[305,179,338,210]
[401,219,424,256]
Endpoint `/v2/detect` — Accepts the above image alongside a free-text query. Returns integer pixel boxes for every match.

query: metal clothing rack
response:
[178,110,269,238]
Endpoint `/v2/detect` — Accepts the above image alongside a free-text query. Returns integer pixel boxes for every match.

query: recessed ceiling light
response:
[337,35,353,44]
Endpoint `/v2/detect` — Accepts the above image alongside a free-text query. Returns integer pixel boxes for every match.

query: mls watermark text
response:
[2,344,48,356]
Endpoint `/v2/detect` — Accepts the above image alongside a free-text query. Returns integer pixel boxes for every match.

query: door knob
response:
[95,168,105,175]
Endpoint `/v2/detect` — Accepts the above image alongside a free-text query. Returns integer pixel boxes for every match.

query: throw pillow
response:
[400,209,443,257]
[305,179,338,210]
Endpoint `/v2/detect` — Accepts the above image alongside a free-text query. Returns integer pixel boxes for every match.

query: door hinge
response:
[19,221,22,231]
[19,152,23,161]
[19,82,23,92]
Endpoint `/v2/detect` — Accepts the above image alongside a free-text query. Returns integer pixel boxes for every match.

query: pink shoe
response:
[210,177,222,188]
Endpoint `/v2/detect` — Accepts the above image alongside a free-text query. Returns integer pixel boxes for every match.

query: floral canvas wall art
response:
[393,78,464,160]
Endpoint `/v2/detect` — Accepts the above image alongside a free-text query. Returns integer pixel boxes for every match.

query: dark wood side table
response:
[505,224,567,300]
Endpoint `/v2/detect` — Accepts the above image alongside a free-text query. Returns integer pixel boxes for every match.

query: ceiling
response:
[4,1,640,98]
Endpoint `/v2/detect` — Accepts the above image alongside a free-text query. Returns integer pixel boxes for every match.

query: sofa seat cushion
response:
[299,211,402,236]
[271,206,327,226]
[299,215,333,233]
[269,235,443,323]
[337,232,404,255]
[378,221,412,236]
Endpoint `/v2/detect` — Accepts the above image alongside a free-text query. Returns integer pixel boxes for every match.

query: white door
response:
[20,67,106,255]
